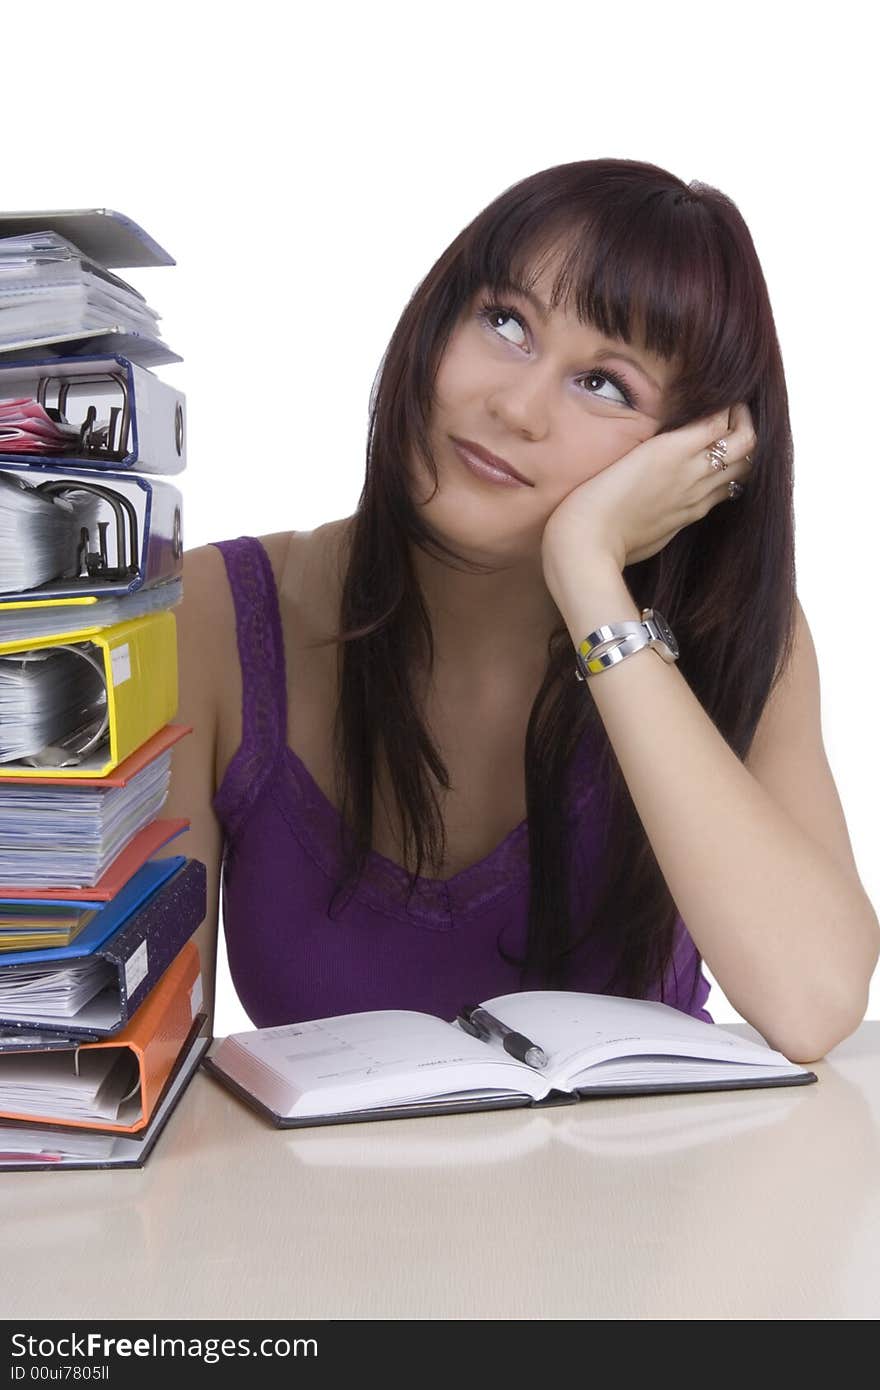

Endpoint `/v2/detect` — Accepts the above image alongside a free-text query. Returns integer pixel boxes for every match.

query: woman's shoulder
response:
[179,530,298,611]
[254,530,296,590]
[183,524,348,783]
[178,519,350,669]
[176,533,295,779]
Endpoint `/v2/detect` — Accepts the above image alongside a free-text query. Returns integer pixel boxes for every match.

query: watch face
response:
[650,609,679,658]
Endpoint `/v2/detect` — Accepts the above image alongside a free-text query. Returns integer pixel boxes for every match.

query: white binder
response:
[0,353,185,474]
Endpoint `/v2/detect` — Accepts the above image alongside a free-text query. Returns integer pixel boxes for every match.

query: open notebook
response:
[203,990,818,1129]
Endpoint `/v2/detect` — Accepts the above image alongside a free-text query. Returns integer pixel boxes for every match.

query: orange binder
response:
[0,939,202,1135]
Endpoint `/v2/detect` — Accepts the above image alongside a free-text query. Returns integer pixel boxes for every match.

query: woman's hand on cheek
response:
[540,402,756,602]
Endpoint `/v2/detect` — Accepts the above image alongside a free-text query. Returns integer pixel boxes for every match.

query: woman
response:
[163,157,878,1063]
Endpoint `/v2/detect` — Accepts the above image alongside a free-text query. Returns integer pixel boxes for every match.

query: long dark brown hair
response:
[313,157,796,1006]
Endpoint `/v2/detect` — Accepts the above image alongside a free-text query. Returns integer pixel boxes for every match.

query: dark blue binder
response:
[0,857,206,1038]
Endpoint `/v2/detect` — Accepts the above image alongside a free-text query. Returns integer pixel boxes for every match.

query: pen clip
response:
[455,1014,485,1041]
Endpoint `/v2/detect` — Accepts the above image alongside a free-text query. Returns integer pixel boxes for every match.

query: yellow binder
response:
[0,610,177,779]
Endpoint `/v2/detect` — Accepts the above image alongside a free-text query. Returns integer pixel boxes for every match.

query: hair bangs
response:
[456,188,762,431]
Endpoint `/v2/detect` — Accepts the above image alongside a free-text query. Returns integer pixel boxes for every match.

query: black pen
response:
[457,1005,548,1069]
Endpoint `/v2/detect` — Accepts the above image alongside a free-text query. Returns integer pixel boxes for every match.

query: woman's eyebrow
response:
[504,283,662,392]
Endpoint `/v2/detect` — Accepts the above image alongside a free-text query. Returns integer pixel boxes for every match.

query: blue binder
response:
[0,857,206,1038]
[0,856,184,966]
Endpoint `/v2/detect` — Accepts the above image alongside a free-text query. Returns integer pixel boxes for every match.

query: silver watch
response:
[574,607,679,681]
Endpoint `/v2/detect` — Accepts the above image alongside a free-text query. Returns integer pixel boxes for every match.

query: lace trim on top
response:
[268,739,600,928]
[211,537,287,842]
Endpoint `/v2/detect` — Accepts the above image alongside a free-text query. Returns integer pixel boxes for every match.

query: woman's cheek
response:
[553,444,620,493]
[571,421,656,480]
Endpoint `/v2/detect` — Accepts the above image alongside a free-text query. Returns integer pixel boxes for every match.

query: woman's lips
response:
[450,438,533,487]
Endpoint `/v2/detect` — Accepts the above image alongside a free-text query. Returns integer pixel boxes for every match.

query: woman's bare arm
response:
[154,532,293,1033]
[154,543,233,1031]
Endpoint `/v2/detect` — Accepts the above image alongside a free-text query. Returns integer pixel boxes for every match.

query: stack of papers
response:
[0,746,173,886]
[0,1031,210,1169]
[0,231,170,360]
[0,397,82,454]
[0,644,108,765]
[0,1044,138,1123]
[0,471,97,592]
[0,577,182,644]
[0,957,114,1020]
[0,902,96,952]
[0,1124,118,1161]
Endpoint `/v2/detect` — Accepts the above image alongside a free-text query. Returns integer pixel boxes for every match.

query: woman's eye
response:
[481,304,526,347]
[477,300,636,408]
[578,370,631,407]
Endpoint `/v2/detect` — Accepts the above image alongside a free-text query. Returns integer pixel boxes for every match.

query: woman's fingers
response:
[695,400,756,507]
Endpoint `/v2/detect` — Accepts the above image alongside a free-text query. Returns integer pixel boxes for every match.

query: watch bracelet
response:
[576,629,655,678]
[581,623,646,661]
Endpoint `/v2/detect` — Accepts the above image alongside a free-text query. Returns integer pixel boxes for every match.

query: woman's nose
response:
[486,369,552,441]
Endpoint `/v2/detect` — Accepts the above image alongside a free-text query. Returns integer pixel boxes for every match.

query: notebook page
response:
[479,991,797,1087]
[219,1010,551,1117]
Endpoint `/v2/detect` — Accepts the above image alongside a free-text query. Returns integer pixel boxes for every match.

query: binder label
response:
[190,974,204,1019]
[125,939,149,999]
[111,642,132,686]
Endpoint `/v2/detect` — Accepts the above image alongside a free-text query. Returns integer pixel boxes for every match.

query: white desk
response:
[2,1021,878,1320]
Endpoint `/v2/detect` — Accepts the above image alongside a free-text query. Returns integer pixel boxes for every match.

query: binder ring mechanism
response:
[32,372,143,581]
[36,370,132,464]
[35,478,140,584]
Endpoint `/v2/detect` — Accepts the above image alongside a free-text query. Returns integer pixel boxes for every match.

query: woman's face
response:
[409,263,677,564]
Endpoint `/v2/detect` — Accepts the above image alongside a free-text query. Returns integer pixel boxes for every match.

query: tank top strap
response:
[210,536,289,840]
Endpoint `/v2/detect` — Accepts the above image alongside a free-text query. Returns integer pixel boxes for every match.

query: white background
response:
[4,0,877,1034]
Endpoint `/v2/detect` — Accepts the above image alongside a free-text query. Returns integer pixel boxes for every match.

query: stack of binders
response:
[0,210,209,1170]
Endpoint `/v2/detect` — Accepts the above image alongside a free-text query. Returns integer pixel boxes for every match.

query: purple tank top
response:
[211,536,713,1027]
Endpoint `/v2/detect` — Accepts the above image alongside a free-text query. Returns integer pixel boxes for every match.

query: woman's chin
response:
[421,503,543,566]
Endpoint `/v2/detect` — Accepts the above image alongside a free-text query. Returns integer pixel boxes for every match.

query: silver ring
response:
[728,480,744,501]
[707,438,729,472]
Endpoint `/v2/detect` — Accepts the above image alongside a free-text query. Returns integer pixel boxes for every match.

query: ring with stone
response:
[707,438,729,472]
